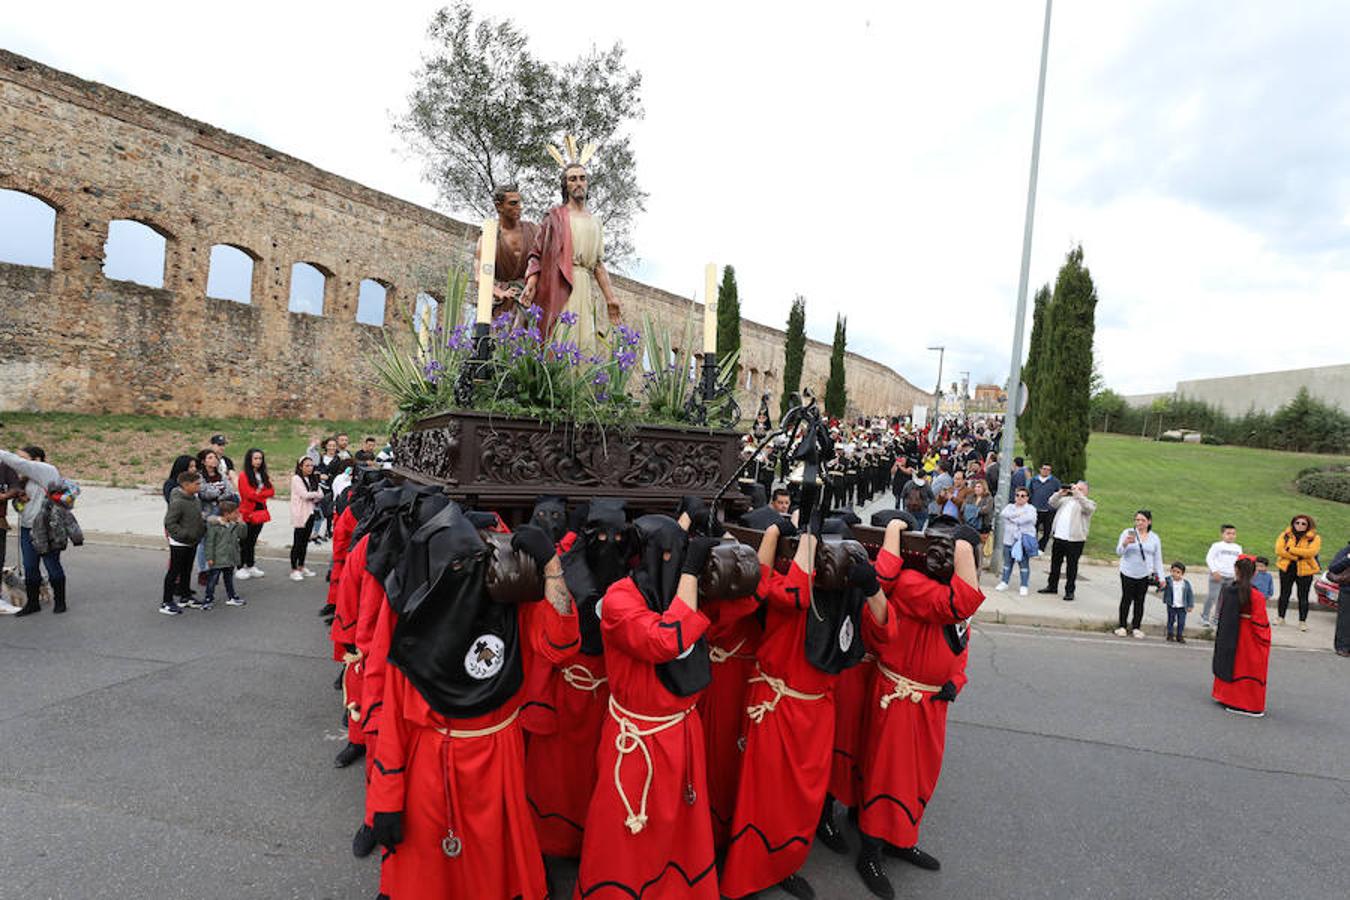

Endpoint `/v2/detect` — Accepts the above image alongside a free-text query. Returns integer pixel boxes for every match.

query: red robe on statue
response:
[368,672,547,900]
[695,594,761,849]
[574,578,717,899]
[524,205,575,340]
[859,549,983,850]
[720,563,837,898]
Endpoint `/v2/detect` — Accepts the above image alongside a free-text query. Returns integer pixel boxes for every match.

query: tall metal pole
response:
[993,0,1053,568]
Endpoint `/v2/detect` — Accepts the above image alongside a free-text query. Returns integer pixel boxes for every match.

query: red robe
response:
[326,505,357,624]
[1212,588,1271,714]
[829,651,876,808]
[696,594,762,849]
[859,550,983,849]
[368,671,546,900]
[574,578,717,899]
[521,598,605,858]
[331,534,369,749]
[524,205,575,341]
[720,563,837,899]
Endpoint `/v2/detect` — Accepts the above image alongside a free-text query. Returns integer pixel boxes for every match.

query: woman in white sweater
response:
[289,458,324,582]
[1115,509,1166,638]
[996,486,1039,595]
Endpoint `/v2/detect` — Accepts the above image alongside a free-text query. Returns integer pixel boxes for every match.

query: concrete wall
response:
[0,49,924,421]
[1176,364,1350,416]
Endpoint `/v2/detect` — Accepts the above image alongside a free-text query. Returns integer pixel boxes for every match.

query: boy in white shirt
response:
[1202,524,1242,626]
[1165,562,1195,643]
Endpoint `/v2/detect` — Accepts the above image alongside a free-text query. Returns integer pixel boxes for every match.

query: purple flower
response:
[615,324,641,347]
[589,355,604,365]
[559,311,579,326]
[525,305,542,323]
[614,349,637,371]
[593,371,611,387]
[596,391,610,403]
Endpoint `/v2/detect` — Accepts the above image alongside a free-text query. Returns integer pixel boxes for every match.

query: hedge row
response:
[1297,471,1350,504]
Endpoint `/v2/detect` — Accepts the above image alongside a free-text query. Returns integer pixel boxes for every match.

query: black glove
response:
[847,561,881,597]
[934,681,958,703]
[682,536,720,577]
[371,811,403,849]
[466,510,498,530]
[511,524,558,568]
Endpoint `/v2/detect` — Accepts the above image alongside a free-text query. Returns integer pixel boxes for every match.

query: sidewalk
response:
[66,484,331,562]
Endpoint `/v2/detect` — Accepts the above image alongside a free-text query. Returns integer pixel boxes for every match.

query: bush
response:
[1297,471,1350,504]
[1200,434,1223,445]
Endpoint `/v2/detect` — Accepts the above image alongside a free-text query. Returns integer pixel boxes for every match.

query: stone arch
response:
[0,187,58,269]
[102,218,172,288]
[288,260,332,315]
[357,277,392,326]
[206,243,259,303]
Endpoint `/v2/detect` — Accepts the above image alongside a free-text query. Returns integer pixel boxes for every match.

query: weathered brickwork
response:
[0,49,924,420]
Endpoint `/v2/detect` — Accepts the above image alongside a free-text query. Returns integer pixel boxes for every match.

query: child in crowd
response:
[1251,556,1275,602]
[204,499,246,609]
[161,471,204,616]
[1202,524,1242,627]
[1164,562,1194,643]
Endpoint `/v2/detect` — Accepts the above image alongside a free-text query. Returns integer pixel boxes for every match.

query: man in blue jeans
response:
[0,446,64,617]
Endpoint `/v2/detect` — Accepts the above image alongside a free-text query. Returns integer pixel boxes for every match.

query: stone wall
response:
[0,49,924,420]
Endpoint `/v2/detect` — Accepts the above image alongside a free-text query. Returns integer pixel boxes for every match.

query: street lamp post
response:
[993,0,1053,568]
[927,345,945,421]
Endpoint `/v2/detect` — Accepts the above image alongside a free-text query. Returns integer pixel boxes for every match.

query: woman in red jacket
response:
[235,448,274,579]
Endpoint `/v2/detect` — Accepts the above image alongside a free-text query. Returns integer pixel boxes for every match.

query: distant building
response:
[1124,363,1350,416]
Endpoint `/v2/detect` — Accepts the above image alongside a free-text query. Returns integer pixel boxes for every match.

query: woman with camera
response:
[995,487,1038,595]
[1115,510,1166,639]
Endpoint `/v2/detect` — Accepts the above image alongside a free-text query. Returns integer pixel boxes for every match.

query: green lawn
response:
[1083,433,1350,565]
[0,412,388,490]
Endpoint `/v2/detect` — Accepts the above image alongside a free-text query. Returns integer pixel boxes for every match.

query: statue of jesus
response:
[521,161,621,352]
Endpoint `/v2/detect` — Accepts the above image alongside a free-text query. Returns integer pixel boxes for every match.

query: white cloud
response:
[4,0,1347,399]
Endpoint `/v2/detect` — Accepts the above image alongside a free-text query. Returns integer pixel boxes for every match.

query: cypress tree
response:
[715,265,742,375]
[1020,284,1053,463]
[825,314,848,418]
[1039,246,1098,480]
[780,295,807,417]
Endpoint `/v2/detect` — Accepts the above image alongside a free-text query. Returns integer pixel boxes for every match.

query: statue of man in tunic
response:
[476,183,540,324]
[521,162,621,352]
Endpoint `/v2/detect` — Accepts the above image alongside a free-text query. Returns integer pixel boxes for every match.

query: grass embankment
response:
[1083,433,1350,565]
[0,412,388,491]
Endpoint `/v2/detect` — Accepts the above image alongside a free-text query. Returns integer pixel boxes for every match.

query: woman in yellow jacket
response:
[1274,514,1321,630]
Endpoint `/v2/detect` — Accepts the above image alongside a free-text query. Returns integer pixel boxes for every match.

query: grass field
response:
[0,412,388,491]
[1083,433,1350,565]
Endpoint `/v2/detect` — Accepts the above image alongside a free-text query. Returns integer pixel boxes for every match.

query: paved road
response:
[1,544,1346,899]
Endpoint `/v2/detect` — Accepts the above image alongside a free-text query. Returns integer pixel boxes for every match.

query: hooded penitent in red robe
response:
[858,549,984,850]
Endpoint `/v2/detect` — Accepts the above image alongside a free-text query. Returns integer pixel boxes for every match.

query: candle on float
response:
[703,263,717,354]
[476,217,498,324]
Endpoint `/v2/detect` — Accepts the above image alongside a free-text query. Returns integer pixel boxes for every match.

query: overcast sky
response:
[5,0,1348,396]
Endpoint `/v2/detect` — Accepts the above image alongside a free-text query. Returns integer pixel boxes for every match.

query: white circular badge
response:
[464,634,506,680]
[838,617,855,652]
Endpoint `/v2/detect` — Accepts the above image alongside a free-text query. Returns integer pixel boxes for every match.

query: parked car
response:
[1313,574,1341,611]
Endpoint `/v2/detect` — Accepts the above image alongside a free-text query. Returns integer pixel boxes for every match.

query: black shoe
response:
[334,670,344,691]
[1177,636,1186,644]
[816,809,849,855]
[1037,586,1057,594]
[14,584,42,617]
[777,874,815,899]
[854,853,894,900]
[352,823,377,858]
[52,580,67,614]
[319,603,336,617]
[885,844,941,871]
[1062,594,1074,602]
[334,741,366,768]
